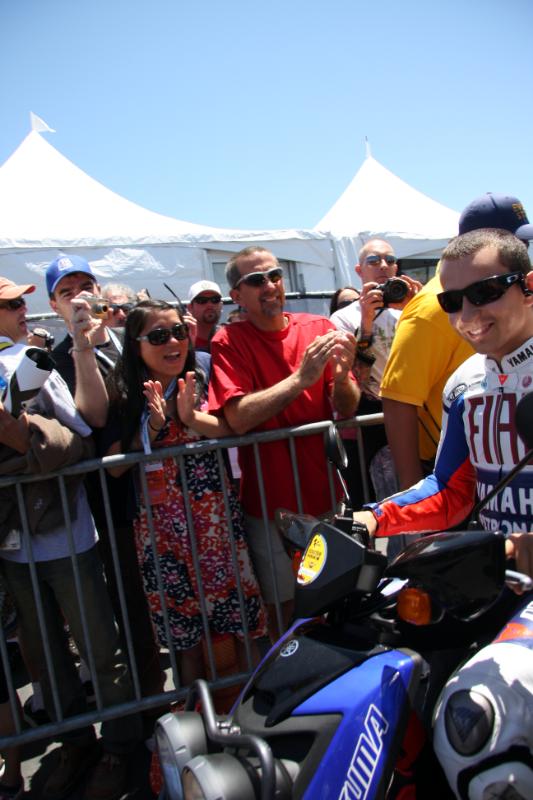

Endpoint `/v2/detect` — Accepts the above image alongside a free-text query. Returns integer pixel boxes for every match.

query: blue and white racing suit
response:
[370,336,533,537]
[369,336,533,799]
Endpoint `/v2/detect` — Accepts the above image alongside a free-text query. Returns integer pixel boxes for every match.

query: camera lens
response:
[381,278,408,306]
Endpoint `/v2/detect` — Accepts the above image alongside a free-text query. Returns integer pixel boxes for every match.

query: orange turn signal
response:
[291,550,303,577]
[397,587,432,626]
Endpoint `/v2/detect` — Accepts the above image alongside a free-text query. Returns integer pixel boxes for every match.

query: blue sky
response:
[1,0,532,230]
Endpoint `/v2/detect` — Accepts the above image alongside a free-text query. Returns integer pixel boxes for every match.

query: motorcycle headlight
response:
[182,754,257,800]
[155,712,208,799]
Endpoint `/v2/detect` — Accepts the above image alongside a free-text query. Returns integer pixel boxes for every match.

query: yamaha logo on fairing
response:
[338,704,389,800]
[279,640,299,658]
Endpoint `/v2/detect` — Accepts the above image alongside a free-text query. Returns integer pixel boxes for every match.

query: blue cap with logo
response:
[46,255,96,296]
[459,193,533,240]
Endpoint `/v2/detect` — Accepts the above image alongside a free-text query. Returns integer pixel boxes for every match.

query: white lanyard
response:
[106,327,123,355]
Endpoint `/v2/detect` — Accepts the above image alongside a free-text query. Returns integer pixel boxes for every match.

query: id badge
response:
[144,461,168,506]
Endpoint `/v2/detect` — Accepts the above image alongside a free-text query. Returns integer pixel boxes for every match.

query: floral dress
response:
[134,416,267,651]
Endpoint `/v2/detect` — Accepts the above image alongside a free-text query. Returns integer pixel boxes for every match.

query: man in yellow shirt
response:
[380,193,532,490]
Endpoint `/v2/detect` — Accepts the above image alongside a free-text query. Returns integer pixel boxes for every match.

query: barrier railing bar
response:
[0,412,384,750]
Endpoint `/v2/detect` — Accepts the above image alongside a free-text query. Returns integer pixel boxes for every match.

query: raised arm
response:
[70,297,109,428]
[330,333,359,418]
[177,372,234,437]
[223,330,352,435]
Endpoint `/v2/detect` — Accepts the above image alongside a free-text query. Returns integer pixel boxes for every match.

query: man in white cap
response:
[187,280,223,352]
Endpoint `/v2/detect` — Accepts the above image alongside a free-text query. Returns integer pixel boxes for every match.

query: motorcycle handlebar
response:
[505,569,533,593]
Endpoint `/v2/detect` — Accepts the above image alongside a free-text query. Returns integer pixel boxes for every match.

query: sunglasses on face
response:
[365,254,397,267]
[0,297,26,311]
[136,323,189,346]
[437,272,527,314]
[110,303,134,315]
[234,266,284,289]
[193,295,222,305]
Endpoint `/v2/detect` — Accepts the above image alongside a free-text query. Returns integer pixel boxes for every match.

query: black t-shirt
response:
[51,331,124,396]
[52,330,132,528]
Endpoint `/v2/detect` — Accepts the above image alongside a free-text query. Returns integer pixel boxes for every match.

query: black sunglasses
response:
[110,303,134,314]
[193,295,222,305]
[234,266,284,289]
[365,254,397,266]
[0,297,26,311]
[136,323,189,346]
[437,272,527,314]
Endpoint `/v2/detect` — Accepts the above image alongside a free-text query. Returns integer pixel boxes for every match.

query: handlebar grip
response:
[505,569,533,592]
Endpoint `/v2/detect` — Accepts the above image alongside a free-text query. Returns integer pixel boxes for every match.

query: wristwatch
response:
[356,333,374,351]
[356,350,376,367]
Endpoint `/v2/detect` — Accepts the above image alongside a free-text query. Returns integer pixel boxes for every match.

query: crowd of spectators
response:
[0,191,531,797]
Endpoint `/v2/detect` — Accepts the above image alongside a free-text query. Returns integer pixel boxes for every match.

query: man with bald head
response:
[330,239,419,507]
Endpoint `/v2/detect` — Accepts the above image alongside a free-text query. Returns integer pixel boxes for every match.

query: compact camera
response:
[85,296,110,318]
[376,277,409,306]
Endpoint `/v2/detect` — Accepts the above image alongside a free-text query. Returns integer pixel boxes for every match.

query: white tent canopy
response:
[314,153,460,268]
[0,128,461,312]
[0,131,337,311]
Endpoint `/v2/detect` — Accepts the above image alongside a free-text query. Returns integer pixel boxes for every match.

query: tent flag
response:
[30,112,55,134]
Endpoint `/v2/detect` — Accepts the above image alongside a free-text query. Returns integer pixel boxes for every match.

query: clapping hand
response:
[143,380,167,432]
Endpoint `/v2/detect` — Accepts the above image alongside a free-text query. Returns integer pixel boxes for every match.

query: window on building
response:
[397,258,439,285]
[211,256,300,294]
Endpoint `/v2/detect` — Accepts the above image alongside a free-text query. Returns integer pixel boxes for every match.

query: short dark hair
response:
[329,286,360,316]
[442,229,531,276]
[225,246,277,289]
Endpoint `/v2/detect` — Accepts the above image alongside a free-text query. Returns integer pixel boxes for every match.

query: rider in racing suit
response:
[354,228,533,799]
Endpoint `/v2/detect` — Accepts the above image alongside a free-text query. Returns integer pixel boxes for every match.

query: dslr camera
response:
[84,296,110,319]
[376,277,409,307]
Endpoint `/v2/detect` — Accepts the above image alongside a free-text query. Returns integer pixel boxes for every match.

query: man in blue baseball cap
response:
[45,254,97,297]
[459,193,533,242]
[45,255,164,749]
[45,254,119,426]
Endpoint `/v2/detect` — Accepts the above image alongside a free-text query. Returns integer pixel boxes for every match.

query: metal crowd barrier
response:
[0,412,383,749]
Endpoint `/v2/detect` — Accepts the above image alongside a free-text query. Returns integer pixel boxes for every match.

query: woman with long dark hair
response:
[105,300,266,683]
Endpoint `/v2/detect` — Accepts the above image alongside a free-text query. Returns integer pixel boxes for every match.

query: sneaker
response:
[84,752,128,800]
[43,741,100,799]
[22,695,50,728]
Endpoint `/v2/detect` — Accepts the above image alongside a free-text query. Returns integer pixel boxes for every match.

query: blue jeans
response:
[1,546,141,753]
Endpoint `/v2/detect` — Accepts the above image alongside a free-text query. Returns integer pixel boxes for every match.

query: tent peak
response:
[314,153,459,238]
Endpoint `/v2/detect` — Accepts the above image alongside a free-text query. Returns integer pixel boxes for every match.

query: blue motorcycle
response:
[154,400,533,800]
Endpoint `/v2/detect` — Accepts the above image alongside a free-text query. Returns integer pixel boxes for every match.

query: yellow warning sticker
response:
[297,533,327,585]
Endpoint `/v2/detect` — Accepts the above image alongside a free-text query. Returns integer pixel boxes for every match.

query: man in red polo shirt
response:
[209,247,358,637]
